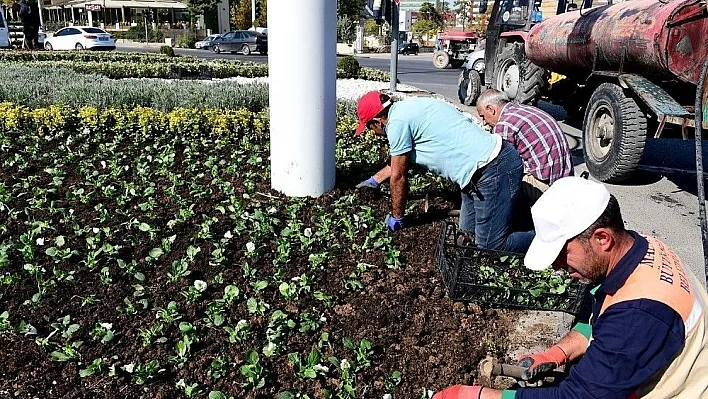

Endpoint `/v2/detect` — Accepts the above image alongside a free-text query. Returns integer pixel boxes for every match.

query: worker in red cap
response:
[433,176,708,399]
[354,91,534,253]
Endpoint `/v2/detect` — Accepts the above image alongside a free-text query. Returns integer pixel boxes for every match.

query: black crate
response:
[435,220,590,315]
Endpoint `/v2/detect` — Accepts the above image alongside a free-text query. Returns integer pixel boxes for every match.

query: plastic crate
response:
[435,220,590,315]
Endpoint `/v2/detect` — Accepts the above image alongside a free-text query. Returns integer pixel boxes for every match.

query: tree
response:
[337,16,356,43]
[337,0,366,21]
[411,19,439,40]
[230,0,267,30]
[230,0,251,30]
[364,18,380,36]
[418,1,443,27]
[454,0,471,30]
[186,0,220,24]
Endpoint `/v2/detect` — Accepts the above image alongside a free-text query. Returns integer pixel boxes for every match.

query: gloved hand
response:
[432,385,483,399]
[356,176,380,189]
[518,345,567,381]
[386,215,404,231]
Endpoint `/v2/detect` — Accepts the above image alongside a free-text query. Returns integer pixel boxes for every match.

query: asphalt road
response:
[117,44,708,284]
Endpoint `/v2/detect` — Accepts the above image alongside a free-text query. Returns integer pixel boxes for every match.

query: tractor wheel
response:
[583,83,647,183]
[494,42,545,104]
[458,69,482,106]
[433,50,450,69]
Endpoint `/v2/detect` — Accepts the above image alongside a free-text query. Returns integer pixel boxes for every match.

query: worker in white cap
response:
[433,176,708,399]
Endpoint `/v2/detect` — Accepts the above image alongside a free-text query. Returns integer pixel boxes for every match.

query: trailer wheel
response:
[583,83,647,183]
[433,51,450,69]
[458,69,482,106]
[494,42,545,104]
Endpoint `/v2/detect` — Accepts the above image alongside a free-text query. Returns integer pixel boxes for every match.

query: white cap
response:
[524,176,611,271]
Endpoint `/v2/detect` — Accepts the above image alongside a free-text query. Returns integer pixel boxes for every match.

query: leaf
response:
[278,392,295,399]
[307,349,321,365]
[55,236,66,247]
[138,223,151,232]
[149,248,163,258]
[212,314,224,327]
[209,392,227,399]
[246,350,259,364]
[50,351,71,361]
[134,272,145,281]
[342,337,355,350]
[302,369,317,379]
[45,247,57,257]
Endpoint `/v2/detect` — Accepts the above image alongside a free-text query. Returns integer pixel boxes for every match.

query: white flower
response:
[92,228,99,234]
[304,228,312,237]
[268,206,277,214]
[121,363,135,373]
[194,280,207,292]
[99,323,113,329]
[383,395,393,399]
[314,364,330,373]
[246,242,256,252]
[100,161,106,169]
[36,238,45,246]
[224,231,233,239]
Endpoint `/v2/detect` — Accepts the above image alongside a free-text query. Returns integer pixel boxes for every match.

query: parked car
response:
[195,34,220,50]
[44,26,115,51]
[399,42,419,56]
[212,30,267,55]
[0,10,9,49]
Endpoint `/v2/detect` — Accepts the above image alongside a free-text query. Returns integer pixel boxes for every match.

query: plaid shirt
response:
[494,102,573,184]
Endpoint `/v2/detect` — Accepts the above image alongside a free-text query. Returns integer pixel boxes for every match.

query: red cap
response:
[355,91,392,136]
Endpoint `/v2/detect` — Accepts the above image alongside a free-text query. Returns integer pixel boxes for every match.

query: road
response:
[118,44,708,284]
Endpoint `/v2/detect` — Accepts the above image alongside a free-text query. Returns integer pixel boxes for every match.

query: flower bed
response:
[0,102,510,398]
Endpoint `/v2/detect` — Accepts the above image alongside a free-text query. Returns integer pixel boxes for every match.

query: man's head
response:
[524,177,628,284]
[476,89,509,127]
[355,91,393,137]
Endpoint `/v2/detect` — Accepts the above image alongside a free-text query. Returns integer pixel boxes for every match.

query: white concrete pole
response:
[269,0,336,197]
[251,0,256,28]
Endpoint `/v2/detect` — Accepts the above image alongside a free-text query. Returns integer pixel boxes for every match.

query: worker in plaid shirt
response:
[476,89,573,203]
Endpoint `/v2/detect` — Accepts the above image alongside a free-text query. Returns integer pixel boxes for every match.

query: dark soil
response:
[0,123,513,399]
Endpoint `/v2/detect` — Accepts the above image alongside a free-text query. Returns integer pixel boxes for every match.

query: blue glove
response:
[386,215,404,231]
[356,176,380,189]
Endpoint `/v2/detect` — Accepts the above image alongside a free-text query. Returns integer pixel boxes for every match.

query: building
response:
[399,0,441,12]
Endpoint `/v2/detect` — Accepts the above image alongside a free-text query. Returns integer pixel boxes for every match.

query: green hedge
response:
[0,50,390,81]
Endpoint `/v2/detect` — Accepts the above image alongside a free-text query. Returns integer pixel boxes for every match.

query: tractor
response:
[458,0,708,183]
[433,31,479,69]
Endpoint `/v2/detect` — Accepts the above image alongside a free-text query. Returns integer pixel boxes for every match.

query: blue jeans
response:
[459,141,535,253]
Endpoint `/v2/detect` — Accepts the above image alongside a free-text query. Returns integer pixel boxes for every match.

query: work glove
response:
[385,215,404,232]
[517,345,567,381]
[355,176,380,189]
[432,385,483,399]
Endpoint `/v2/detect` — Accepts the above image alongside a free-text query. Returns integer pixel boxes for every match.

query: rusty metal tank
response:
[525,0,708,84]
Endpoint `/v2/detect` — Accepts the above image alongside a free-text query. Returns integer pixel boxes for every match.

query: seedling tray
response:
[435,220,590,315]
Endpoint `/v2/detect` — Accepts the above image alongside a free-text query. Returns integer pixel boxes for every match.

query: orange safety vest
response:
[593,237,708,398]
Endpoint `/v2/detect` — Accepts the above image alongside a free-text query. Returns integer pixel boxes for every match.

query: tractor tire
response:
[494,42,545,104]
[433,50,450,69]
[458,69,482,106]
[583,83,647,183]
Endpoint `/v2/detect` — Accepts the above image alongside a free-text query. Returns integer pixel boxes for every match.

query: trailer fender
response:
[499,31,528,42]
[618,74,691,120]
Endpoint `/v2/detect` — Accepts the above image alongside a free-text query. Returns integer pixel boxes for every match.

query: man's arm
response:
[390,153,409,218]
[374,165,391,183]
[514,300,685,399]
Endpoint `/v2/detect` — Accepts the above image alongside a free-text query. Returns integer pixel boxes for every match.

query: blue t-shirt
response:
[385,98,500,188]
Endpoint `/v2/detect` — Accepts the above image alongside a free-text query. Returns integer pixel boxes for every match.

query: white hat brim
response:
[524,235,567,271]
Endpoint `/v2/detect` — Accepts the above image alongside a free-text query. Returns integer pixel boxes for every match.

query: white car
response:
[0,10,9,49]
[44,26,115,51]
[195,34,220,50]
